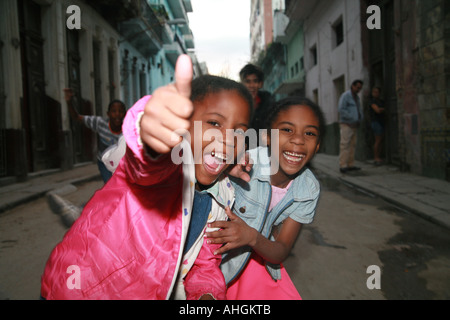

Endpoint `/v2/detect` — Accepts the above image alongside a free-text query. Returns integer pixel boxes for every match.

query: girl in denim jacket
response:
[206,97,325,299]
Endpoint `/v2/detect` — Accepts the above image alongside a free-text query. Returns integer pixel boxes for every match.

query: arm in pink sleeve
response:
[121,95,179,186]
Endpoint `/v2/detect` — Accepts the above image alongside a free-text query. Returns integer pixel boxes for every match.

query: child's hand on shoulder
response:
[140,55,194,156]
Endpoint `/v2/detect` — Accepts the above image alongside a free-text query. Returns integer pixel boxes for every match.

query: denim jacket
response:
[338,90,363,125]
[220,147,320,284]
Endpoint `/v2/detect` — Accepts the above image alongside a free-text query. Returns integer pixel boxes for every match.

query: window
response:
[310,45,317,67]
[333,17,344,48]
[313,89,319,105]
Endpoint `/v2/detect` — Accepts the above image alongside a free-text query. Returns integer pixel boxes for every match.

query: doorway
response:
[66,29,93,164]
[367,0,400,165]
[19,0,59,172]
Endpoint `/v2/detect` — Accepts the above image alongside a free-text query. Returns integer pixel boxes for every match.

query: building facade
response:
[301,0,367,156]
[250,0,276,62]
[250,0,449,181]
[362,0,450,180]
[0,0,199,184]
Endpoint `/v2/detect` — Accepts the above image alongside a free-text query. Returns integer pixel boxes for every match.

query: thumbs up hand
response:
[140,54,194,156]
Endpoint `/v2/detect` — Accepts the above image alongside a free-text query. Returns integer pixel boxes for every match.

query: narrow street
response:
[1,172,449,300]
[287,171,450,300]
[0,179,104,300]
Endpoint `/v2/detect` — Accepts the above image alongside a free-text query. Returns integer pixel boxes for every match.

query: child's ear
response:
[315,142,321,154]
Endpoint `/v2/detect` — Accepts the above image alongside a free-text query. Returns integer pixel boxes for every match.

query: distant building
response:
[271,5,306,98]
[0,0,200,184]
[250,0,275,63]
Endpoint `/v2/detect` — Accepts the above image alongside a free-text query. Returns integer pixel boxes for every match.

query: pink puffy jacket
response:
[40,96,226,300]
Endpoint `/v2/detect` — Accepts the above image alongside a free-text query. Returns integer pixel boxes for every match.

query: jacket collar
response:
[197,175,235,208]
[250,147,317,202]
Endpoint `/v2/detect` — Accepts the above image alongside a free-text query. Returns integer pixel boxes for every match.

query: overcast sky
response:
[188,0,251,81]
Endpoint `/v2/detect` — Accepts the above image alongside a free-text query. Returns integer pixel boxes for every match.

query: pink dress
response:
[226,181,302,300]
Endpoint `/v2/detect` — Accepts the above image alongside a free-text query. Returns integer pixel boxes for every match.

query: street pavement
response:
[1,154,449,231]
[310,154,450,231]
[1,154,449,301]
[0,163,100,214]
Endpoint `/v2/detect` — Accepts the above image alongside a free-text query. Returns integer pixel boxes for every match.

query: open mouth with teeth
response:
[282,151,306,164]
[203,151,229,175]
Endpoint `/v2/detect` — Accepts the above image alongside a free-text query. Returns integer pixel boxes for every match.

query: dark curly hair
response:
[265,96,326,143]
[239,64,264,82]
[190,75,254,116]
[107,99,126,113]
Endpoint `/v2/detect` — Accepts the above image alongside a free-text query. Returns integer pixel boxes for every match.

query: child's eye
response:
[235,128,245,136]
[280,128,292,133]
[305,131,318,138]
[207,120,220,127]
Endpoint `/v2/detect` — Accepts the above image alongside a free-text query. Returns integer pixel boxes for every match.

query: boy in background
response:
[63,88,126,182]
[239,64,273,134]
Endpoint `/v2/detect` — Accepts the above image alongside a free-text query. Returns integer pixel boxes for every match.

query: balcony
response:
[285,0,318,21]
[167,0,192,36]
[163,33,186,66]
[118,0,165,56]
[89,0,140,27]
[273,10,290,43]
[167,0,193,19]
[183,33,194,49]
[274,75,305,95]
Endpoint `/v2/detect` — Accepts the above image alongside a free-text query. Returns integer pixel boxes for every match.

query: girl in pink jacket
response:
[41,55,253,300]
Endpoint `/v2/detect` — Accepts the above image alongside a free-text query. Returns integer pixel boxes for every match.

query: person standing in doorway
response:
[338,80,363,174]
[368,87,385,166]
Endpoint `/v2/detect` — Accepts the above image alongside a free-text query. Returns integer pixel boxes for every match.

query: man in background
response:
[338,80,364,174]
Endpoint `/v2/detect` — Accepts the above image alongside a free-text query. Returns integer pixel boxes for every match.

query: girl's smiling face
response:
[268,104,321,188]
[189,90,251,188]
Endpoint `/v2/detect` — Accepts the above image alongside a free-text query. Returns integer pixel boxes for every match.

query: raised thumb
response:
[175,54,193,98]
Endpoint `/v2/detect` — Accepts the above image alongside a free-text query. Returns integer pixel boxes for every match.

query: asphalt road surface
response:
[1,173,449,300]
[286,171,450,300]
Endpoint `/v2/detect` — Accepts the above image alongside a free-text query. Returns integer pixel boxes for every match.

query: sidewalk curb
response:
[338,175,450,231]
[0,172,101,214]
[311,160,450,231]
